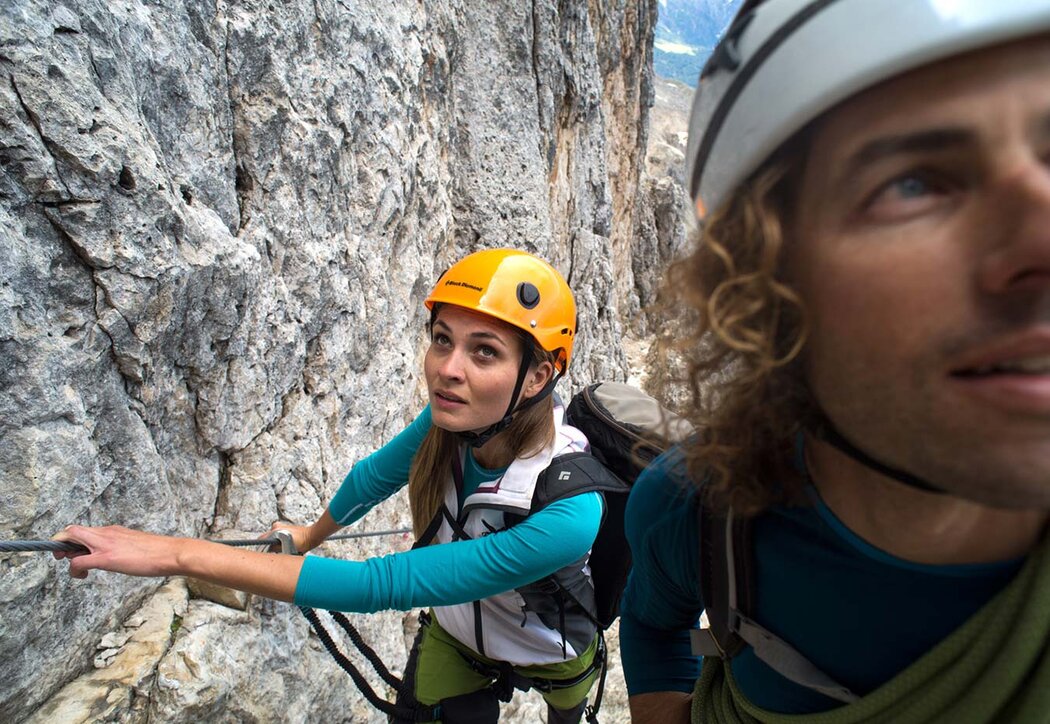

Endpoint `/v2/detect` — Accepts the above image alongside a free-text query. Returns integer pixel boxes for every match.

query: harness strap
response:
[695,505,756,656]
[558,593,568,659]
[734,614,859,704]
[455,635,605,696]
[473,600,487,657]
[413,506,446,550]
[414,502,467,549]
[584,633,608,724]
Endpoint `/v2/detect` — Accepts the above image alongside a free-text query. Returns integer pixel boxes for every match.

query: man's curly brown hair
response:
[663,139,818,516]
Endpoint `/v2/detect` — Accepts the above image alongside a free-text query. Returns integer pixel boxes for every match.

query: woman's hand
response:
[264,521,317,554]
[52,525,186,580]
[265,509,341,555]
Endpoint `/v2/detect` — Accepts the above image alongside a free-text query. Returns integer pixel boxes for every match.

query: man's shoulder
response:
[625,445,701,555]
[629,445,699,515]
[622,445,705,615]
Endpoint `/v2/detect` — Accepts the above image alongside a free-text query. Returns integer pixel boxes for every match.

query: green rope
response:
[693,534,1050,723]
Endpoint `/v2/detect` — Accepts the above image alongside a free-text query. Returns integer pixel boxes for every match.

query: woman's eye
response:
[475,345,497,359]
[433,332,451,347]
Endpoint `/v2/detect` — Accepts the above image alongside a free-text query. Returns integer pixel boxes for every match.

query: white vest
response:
[432,404,591,666]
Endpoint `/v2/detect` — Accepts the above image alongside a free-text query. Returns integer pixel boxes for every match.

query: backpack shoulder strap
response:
[691,500,860,704]
[692,501,751,658]
[532,451,631,512]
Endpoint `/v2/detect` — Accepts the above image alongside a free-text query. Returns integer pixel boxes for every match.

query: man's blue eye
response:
[892,176,929,198]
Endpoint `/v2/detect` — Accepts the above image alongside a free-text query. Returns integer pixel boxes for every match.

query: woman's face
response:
[424,305,551,433]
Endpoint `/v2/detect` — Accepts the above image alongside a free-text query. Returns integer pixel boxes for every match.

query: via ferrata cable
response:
[0,528,411,554]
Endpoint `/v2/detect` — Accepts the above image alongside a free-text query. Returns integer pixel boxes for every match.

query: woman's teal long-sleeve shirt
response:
[293,406,603,613]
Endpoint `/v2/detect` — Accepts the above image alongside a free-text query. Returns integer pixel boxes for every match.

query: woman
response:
[56,249,606,724]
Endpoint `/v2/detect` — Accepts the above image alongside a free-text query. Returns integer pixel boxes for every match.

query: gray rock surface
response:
[0,0,664,720]
[633,74,695,338]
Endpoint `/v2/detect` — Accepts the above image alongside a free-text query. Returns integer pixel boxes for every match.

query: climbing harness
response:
[279,514,611,723]
[453,631,609,724]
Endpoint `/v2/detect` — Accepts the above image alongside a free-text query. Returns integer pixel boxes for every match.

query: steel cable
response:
[0,528,411,554]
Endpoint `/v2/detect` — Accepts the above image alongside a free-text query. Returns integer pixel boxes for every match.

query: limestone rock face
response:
[1,0,659,721]
[633,75,695,338]
[23,578,189,724]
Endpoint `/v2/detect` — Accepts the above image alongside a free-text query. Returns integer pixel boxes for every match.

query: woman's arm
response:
[53,409,433,592]
[53,490,602,610]
[54,525,304,601]
[294,491,604,612]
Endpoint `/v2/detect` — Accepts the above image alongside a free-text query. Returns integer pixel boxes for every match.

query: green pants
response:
[409,612,600,716]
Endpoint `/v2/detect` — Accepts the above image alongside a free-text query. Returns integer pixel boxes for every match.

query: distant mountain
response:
[654,0,743,86]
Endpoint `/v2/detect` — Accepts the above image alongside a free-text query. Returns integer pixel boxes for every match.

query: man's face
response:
[789,35,1050,508]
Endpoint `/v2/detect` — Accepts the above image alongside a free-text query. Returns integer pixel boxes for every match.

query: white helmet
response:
[686,0,1050,218]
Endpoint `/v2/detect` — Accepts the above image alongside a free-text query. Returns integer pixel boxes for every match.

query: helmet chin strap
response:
[454,348,562,449]
[811,417,945,495]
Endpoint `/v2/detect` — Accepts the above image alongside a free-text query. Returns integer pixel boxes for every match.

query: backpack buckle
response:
[690,627,724,657]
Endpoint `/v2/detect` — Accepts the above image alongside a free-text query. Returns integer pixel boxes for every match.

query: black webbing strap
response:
[413,503,461,549]
[451,451,465,499]
[583,632,607,724]
[725,508,755,655]
[413,458,473,550]
[455,630,606,701]
[473,600,486,657]
[414,455,473,551]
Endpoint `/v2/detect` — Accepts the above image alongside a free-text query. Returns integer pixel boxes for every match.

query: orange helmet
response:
[425,249,577,372]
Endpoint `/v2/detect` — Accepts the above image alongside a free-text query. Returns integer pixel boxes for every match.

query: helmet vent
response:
[516,282,540,309]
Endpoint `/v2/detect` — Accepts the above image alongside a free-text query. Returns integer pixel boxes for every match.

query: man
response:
[620,1,1050,721]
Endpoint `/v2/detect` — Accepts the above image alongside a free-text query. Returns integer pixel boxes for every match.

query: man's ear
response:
[522,360,555,400]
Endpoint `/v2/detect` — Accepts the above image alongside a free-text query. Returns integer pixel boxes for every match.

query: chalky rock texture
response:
[633,75,694,336]
[0,0,659,721]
